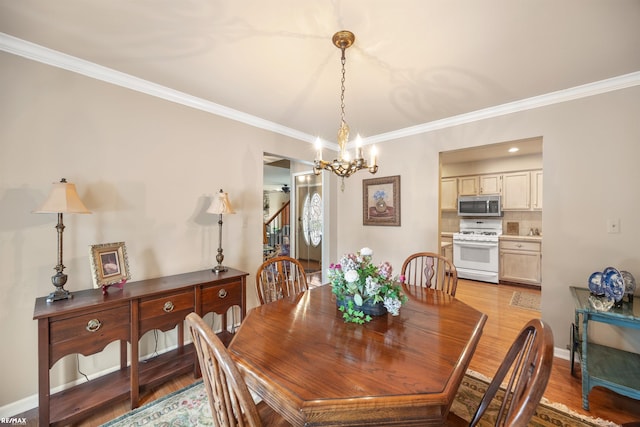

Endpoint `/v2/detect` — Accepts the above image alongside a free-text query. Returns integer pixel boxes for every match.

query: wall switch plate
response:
[607,218,620,233]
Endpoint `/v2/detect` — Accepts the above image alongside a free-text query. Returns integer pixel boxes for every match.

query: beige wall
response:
[0,52,316,410]
[2,49,639,413]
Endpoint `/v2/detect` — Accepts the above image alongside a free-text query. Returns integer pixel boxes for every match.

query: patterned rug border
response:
[509,290,541,311]
[100,380,204,427]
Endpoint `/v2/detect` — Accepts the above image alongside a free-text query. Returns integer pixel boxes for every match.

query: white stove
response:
[453,219,502,283]
[454,230,501,242]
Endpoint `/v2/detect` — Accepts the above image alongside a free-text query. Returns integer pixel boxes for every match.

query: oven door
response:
[453,239,499,283]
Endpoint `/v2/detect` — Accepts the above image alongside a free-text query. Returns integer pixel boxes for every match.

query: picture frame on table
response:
[363,175,401,226]
[89,241,131,289]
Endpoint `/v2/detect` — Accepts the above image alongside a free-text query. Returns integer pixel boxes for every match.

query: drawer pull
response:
[86,319,102,332]
[516,243,523,248]
[163,301,175,312]
[218,289,228,299]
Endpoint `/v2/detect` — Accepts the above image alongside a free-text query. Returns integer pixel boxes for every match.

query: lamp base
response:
[46,287,72,303]
[212,265,228,274]
[46,272,72,302]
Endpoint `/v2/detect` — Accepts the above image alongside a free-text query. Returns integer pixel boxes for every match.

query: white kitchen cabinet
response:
[479,174,501,194]
[502,171,531,210]
[457,176,478,196]
[440,178,458,211]
[531,169,543,210]
[499,238,541,285]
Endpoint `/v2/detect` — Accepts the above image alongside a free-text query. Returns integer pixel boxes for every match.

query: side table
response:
[569,286,640,410]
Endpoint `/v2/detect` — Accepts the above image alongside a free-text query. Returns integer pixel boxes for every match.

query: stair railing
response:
[263,201,290,247]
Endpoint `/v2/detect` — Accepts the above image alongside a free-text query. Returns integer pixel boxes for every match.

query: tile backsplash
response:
[441,210,542,236]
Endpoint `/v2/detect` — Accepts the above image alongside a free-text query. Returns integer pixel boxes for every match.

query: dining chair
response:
[448,318,554,427]
[400,252,458,297]
[185,313,291,427]
[256,255,308,305]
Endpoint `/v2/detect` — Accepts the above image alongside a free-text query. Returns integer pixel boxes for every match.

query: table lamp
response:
[34,178,92,302]
[206,189,235,273]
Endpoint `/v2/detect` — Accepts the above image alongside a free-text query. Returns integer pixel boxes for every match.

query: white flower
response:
[365,276,381,297]
[360,247,373,256]
[344,269,359,283]
[384,297,402,316]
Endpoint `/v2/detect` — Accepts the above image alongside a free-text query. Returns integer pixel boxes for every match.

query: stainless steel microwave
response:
[458,195,502,217]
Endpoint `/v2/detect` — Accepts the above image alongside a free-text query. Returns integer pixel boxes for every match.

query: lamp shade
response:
[207,190,235,215]
[34,179,91,214]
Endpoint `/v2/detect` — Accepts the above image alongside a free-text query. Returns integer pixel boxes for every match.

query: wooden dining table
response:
[228,284,487,426]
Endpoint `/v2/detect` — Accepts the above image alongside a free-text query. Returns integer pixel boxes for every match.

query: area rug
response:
[452,370,619,427]
[100,380,213,426]
[510,290,541,311]
[101,371,619,427]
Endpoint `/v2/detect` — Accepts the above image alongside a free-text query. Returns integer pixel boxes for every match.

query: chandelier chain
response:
[340,50,347,127]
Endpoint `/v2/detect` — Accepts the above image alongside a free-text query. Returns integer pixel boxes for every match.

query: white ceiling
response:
[1,1,639,152]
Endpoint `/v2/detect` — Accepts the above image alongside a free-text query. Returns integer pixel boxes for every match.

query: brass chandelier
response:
[313,31,378,186]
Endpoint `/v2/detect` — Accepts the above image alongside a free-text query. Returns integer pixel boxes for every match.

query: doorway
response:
[263,154,324,286]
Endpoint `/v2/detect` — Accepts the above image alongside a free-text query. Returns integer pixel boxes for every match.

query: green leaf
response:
[354,294,363,306]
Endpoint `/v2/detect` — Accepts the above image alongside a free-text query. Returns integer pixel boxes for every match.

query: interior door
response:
[294,172,323,285]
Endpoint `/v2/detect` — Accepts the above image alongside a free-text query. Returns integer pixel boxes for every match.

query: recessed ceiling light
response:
[508,147,519,153]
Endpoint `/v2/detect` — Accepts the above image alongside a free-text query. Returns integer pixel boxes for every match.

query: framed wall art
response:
[362,175,401,226]
[89,241,131,289]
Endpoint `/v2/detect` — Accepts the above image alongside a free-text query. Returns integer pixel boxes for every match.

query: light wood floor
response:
[19,280,640,426]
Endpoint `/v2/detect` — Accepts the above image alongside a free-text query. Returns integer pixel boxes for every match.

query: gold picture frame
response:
[89,242,131,288]
[363,175,401,226]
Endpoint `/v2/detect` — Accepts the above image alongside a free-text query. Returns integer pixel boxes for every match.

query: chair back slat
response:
[186,313,263,427]
[256,256,308,305]
[469,318,554,427]
[401,252,458,297]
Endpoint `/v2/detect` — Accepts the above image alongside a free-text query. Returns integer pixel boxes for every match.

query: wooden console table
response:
[569,286,640,410]
[33,268,247,426]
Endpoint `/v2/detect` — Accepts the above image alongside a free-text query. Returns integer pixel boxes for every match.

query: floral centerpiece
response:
[328,247,407,324]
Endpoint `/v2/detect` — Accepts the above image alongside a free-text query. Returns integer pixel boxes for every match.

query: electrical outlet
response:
[607,218,620,233]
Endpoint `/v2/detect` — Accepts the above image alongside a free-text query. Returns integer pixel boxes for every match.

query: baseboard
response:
[554,346,571,361]
[0,342,190,419]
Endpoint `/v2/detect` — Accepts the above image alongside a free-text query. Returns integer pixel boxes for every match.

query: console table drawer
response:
[50,304,130,364]
[202,280,242,314]
[139,290,195,333]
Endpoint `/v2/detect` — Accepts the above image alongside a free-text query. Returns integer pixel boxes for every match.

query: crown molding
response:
[2,33,638,150]
[0,33,326,147]
[365,71,640,145]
